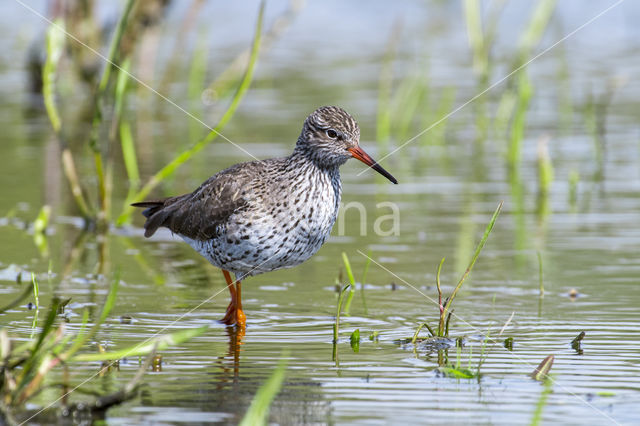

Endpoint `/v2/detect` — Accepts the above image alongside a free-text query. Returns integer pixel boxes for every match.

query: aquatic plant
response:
[340,251,373,316]
[332,284,351,363]
[530,377,553,426]
[537,251,545,296]
[341,252,356,315]
[434,201,503,337]
[116,1,266,224]
[437,341,478,379]
[40,0,267,229]
[350,329,361,353]
[0,272,206,423]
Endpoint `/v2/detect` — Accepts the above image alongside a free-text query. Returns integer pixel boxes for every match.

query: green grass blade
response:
[464,0,486,78]
[537,251,544,296]
[97,271,119,326]
[43,18,92,220]
[97,0,135,94]
[436,257,445,335]
[430,87,457,146]
[361,251,372,285]
[465,202,502,277]
[117,1,266,225]
[376,22,401,154]
[360,250,372,314]
[411,322,435,345]
[188,29,209,142]
[33,204,51,249]
[391,71,425,141]
[537,137,554,195]
[508,71,533,170]
[29,297,59,357]
[29,273,40,339]
[240,354,288,426]
[518,0,557,60]
[72,326,208,362]
[530,377,553,426]
[13,298,61,399]
[342,252,356,315]
[62,271,120,360]
[31,273,39,308]
[342,252,356,286]
[43,19,65,134]
[112,56,132,140]
[440,202,503,335]
[0,283,33,314]
[333,284,351,362]
[86,0,135,226]
[120,121,140,186]
[53,309,89,356]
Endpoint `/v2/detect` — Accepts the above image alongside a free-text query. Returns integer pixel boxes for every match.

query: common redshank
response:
[133,106,397,326]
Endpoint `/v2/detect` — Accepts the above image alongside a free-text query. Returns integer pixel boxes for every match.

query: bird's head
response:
[296,106,397,184]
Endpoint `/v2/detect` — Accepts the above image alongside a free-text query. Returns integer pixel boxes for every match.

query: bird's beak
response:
[348,146,398,184]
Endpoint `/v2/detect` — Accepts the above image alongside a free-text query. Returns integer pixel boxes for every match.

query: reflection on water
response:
[1,0,640,424]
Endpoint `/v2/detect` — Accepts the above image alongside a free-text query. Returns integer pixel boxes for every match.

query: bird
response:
[132,106,397,327]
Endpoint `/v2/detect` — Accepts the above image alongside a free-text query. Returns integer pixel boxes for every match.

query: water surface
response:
[1,1,639,424]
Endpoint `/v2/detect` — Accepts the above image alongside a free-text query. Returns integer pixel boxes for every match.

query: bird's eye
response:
[326,129,338,139]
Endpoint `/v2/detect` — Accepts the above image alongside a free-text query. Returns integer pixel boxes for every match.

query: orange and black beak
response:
[348,146,398,184]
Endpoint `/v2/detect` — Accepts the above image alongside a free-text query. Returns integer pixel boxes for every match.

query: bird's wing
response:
[134,161,266,240]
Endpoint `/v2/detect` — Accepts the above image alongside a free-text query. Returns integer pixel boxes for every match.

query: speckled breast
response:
[183,168,342,280]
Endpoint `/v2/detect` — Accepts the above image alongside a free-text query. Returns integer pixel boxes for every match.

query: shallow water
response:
[1,1,640,425]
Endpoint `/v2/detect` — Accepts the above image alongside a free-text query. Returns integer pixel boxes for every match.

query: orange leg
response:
[220,270,246,327]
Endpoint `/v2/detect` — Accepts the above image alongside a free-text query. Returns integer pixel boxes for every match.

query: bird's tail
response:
[131,200,170,237]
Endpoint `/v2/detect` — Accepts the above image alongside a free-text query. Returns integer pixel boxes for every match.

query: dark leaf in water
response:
[571,331,585,354]
[57,297,72,314]
[504,337,514,351]
[571,331,585,346]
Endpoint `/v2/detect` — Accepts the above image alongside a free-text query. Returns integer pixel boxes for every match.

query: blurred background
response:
[1,1,639,424]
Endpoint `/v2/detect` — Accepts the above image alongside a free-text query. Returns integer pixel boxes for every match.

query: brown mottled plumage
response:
[133,106,397,326]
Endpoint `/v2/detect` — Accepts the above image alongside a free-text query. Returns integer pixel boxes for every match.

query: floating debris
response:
[396,336,455,352]
[504,337,514,351]
[571,331,585,353]
[531,354,554,381]
[152,355,163,372]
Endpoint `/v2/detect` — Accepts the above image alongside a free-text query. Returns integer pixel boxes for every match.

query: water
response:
[1,1,640,424]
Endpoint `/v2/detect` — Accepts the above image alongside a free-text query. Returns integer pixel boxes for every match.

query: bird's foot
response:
[220,304,246,327]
